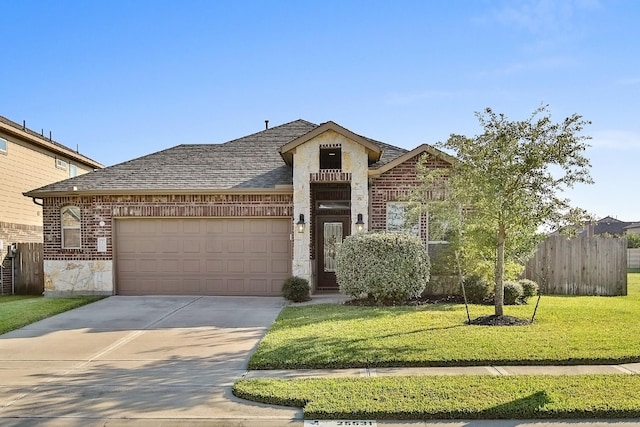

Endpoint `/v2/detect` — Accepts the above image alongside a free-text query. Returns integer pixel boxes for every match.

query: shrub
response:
[282,276,311,302]
[627,233,640,249]
[503,281,523,305]
[518,279,539,303]
[335,232,430,304]
[461,275,491,304]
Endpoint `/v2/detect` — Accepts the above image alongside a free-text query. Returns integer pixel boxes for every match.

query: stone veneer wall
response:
[291,130,369,286]
[41,194,293,296]
[0,221,43,295]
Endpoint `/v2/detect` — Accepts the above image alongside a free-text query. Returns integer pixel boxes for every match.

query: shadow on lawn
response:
[479,390,551,419]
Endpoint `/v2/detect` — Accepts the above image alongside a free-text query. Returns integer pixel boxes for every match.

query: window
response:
[69,164,78,177]
[386,202,420,236]
[0,137,7,154]
[61,206,81,249]
[320,147,341,170]
[56,158,68,170]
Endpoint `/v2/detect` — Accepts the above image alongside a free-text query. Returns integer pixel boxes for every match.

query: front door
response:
[317,216,350,291]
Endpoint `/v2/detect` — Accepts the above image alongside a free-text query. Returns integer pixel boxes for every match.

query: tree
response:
[416,105,593,317]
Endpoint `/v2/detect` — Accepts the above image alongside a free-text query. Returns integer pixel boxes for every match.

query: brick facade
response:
[370,152,451,243]
[42,194,294,261]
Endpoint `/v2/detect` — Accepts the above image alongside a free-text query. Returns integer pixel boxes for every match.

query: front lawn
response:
[0,295,103,335]
[234,374,640,419]
[249,273,640,369]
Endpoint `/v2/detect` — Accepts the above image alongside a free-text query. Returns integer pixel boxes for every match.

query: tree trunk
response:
[495,224,506,316]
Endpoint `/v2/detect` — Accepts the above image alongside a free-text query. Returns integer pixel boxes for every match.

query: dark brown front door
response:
[316,216,350,291]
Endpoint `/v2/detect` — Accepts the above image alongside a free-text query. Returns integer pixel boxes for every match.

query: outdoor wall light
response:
[296,214,305,233]
[356,213,365,232]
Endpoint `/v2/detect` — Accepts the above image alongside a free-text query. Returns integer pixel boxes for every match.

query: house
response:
[1,115,103,294]
[24,120,454,297]
[581,216,640,237]
[624,223,640,236]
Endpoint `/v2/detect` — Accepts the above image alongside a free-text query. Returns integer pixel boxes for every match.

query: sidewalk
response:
[245,362,640,379]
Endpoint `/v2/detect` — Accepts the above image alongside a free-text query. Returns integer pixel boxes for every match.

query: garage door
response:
[115,218,291,296]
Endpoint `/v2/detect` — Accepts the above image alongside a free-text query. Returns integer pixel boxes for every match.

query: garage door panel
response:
[139,259,158,273]
[207,259,223,273]
[183,240,201,253]
[116,218,291,296]
[271,259,289,274]
[183,259,200,273]
[226,221,245,233]
[206,239,223,253]
[161,221,179,233]
[227,240,244,253]
[227,279,244,293]
[271,240,289,253]
[162,259,180,273]
[250,259,268,273]
[250,220,268,234]
[227,259,244,273]
[271,220,290,233]
[250,240,267,253]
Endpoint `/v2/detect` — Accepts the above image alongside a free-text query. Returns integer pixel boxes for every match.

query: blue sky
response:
[2,0,639,221]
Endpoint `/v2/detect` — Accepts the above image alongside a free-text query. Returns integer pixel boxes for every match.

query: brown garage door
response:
[115,218,291,296]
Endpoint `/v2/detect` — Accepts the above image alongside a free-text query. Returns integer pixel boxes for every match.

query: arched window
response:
[61,206,81,249]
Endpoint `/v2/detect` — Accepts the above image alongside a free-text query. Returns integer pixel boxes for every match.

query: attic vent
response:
[320,147,341,170]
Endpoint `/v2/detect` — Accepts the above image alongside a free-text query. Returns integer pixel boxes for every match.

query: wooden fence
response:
[629,248,640,269]
[523,235,627,296]
[14,243,44,295]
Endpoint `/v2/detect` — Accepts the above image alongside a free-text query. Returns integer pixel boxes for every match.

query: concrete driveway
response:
[0,296,300,426]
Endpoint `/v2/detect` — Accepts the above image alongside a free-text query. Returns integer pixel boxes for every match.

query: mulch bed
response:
[344,294,466,307]
[467,314,530,326]
[343,296,531,326]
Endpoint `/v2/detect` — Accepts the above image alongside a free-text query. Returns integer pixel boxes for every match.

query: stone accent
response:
[291,130,370,286]
[44,260,113,296]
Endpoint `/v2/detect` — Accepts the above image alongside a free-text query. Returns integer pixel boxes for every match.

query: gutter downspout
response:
[31,197,44,207]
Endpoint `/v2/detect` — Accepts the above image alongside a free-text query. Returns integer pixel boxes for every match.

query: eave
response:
[0,121,103,169]
[368,144,456,178]
[23,185,294,199]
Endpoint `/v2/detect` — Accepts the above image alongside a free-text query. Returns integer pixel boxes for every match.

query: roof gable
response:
[279,121,383,165]
[369,144,455,177]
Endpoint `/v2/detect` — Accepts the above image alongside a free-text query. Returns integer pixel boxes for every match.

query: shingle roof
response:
[24,119,416,196]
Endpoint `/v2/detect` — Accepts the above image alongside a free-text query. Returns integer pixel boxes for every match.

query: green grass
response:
[249,273,640,369]
[233,374,640,419]
[0,295,103,335]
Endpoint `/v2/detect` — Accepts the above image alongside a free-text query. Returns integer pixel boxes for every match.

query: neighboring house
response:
[25,120,454,297]
[580,216,640,237]
[0,115,103,294]
[624,223,640,236]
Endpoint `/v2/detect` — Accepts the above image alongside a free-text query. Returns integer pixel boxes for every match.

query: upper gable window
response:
[320,147,341,170]
[56,158,68,170]
[69,164,78,177]
[61,206,81,249]
[0,137,7,154]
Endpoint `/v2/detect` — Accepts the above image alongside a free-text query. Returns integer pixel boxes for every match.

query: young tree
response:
[419,105,593,317]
